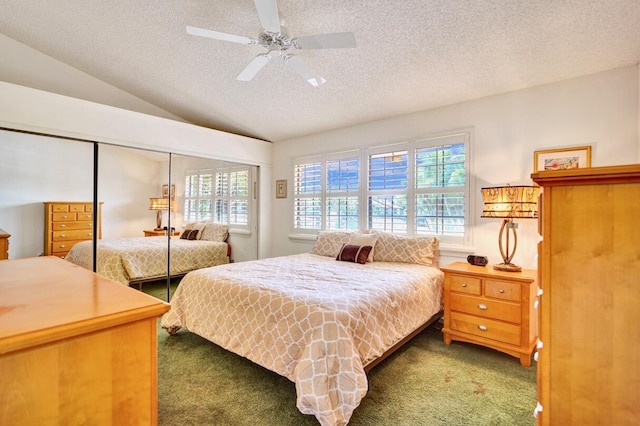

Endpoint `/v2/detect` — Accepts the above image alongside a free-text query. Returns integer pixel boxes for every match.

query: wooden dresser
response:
[44,201,103,257]
[442,262,538,367]
[0,256,170,425]
[532,164,640,425]
[0,228,9,260]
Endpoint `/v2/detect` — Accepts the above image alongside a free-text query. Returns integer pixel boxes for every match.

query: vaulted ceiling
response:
[1,1,639,142]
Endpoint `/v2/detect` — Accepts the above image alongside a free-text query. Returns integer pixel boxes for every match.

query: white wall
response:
[270,65,640,269]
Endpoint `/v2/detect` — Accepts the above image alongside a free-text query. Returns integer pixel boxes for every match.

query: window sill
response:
[288,233,317,242]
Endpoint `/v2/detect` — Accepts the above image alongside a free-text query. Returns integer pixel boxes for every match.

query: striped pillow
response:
[336,244,372,265]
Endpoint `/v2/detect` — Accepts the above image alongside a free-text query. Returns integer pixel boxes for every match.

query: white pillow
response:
[372,230,439,266]
[348,232,377,262]
[310,231,351,257]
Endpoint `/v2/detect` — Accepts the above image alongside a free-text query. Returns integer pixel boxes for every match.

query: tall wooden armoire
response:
[531,164,640,425]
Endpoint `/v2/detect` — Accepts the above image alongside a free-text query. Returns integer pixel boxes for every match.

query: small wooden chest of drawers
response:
[441,262,538,367]
[44,202,103,258]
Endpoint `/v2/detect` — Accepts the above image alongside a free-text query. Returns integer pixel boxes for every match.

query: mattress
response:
[161,253,443,425]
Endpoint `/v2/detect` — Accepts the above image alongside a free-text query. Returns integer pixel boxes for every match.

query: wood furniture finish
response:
[0,256,170,425]
[442,262,538,367]
[143,229,180,237]
[44,201,103,258]
[0,228,9,260]
[532,164,640,425]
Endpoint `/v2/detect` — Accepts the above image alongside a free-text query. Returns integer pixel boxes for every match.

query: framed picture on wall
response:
[533,145,592,171]
[162,184,175,199]
[275,179,287,199]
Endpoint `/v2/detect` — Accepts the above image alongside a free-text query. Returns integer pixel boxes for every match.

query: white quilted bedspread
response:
[66,237,228,285]
[161,253,443,425]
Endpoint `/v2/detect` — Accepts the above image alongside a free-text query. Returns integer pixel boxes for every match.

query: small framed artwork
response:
[533,145,592,171]
[275,179,287,199]
[162,184,176,200]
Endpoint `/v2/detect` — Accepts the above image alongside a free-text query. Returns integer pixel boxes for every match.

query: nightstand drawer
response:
[449,274,481,295]
[485,279,521,302]
[449,293,521,323]
[450,312,521,346]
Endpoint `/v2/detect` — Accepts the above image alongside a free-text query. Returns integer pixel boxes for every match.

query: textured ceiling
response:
[1,0,639,142]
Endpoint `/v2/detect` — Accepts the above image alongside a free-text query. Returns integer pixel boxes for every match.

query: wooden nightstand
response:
[441,262,538,367]
[143,229,180,237]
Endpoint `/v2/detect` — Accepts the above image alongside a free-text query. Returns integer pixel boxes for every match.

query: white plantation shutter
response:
[293,160,322,230]
[367,149,408,232]
[326,156,359,230]
[185,167,251,228]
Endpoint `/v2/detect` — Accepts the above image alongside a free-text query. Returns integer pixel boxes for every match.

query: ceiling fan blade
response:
[294,32,356,49]
[236,50,279,81]
[285,55,326,87]
[186,26,256,45]
[254,0,281,34]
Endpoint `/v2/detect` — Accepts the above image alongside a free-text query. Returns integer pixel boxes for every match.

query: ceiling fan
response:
[186,0,356,87]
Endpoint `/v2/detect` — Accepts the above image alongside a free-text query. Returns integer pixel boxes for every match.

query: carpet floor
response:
[143,281,536,425]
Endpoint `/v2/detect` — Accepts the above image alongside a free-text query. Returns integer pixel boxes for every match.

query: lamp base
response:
[493,263,522,272]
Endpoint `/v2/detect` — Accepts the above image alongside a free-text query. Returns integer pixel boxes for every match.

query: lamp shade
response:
[480,186,539,219]
[149,197,169,211]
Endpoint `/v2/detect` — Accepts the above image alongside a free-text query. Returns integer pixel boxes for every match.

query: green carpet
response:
[142,281,536,425]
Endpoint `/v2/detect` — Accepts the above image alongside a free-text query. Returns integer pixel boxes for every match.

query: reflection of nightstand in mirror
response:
[143,229,179,237]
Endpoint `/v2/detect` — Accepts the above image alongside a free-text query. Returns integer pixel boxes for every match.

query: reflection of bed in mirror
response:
[66,222,230,286]
[161,231,444,426]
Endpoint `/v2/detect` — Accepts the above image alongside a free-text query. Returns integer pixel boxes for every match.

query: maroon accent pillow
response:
[180,229,199,240]
[336,244,373,265]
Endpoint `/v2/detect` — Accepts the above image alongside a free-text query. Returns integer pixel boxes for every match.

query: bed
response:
[66,221,230,286]
[161,230,444,426]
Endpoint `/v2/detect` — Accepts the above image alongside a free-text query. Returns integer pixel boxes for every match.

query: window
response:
[185,166,251,228]
[292,131,470,246]
[293,152,360,231]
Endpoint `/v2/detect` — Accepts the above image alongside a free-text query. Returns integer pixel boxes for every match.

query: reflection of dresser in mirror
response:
[0,228,10,260]
[43,202,103,258]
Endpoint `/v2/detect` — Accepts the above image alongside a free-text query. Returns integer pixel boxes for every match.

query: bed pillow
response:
[180,229,200,240]
[347,232,377,262]
[184,222,206,240]
[336,244,372,265]
[310,231,351,257]
[371,230,439,266]
[200,222,229,242]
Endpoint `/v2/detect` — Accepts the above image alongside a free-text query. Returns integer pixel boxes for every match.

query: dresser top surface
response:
[441,261,537,281]
[0,256,169,353]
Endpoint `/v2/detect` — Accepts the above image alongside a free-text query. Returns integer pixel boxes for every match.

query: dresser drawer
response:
[485,279,521,302]
[52,221,93,231]
[449,274,481,295]
[51,240,84,253]
[450,312,521,346]
[69,204,91,213]
[77,212,94,221]
[52,212,76,221]
[449,293,521,323]
[50,204,70,213]
[52,230,93,241]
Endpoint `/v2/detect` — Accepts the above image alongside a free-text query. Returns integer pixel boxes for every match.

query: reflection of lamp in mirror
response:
[480,185,539,272]
[149,197,169,230]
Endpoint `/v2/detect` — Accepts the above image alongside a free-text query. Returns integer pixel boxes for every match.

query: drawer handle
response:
[61,234,66,237]
[461,283,467,288]
[87,233,93,236]
[62,215,68,219]
[477,325,488,331]
[60,244,66,248]
[499,289,505,293]
[477,304,488,310]
[60,224,66,228]
[88,223,92,227]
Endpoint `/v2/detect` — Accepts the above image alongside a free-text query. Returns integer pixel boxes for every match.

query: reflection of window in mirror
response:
[171,155,258,263]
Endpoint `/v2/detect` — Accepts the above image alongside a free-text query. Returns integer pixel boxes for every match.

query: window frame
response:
[290,130,473,249]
